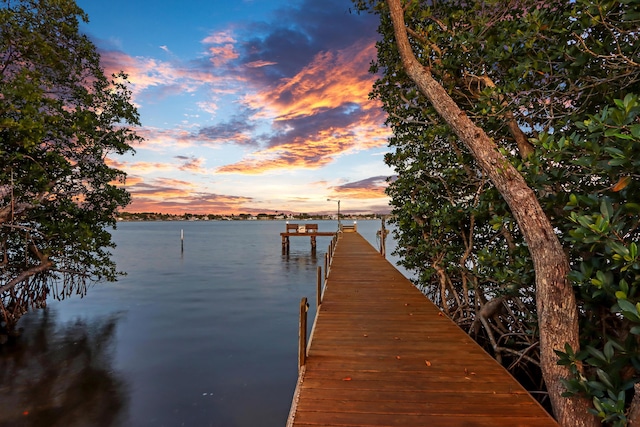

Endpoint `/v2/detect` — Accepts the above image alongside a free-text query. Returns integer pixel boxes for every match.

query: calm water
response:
[0,220,406,427]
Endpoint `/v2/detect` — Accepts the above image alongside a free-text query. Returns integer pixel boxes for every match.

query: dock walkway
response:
[288,232,557,427]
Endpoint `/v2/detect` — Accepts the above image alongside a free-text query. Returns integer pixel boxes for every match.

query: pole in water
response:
[181,229,184,253]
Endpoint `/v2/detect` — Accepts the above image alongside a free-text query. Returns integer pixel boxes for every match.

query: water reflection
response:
[281,250,319,268]
[0,310,128,427]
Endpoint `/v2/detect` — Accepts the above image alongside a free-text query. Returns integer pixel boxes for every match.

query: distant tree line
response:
[117,212,387,221]
[355,0,639,425]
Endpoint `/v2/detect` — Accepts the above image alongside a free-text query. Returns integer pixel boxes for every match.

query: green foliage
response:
[359,0,640,422]
[0,0,141,330]
[547,95,640,426]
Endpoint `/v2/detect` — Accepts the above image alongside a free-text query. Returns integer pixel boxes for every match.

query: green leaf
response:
[604,128,620,138]
[603,146,624,157]
[596,369,614,389]
[587,380,607,392]
[620,279,629,295]
[610,241,629,257]
[603,341,614,362]
[618,299,640,322]
[618,299,637,313]
[586,346,607,362]
[608,158,628,166]
[615,291,627,299]
[623,93,636,110]
[596,270,607,286]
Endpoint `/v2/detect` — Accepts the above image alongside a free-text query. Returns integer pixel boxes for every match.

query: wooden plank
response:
[280,232,337,237]
[288,232,558,427]
[293,412,554,427]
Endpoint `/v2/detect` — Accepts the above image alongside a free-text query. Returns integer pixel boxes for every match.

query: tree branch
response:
[0,258,54,295]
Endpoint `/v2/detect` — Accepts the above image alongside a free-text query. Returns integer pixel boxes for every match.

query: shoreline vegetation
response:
[116,212,388,222]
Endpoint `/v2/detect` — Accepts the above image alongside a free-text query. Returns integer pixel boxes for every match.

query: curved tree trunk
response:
[386,1,597,426]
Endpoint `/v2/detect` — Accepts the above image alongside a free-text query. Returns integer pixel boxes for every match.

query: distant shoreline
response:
[115,212,389,222]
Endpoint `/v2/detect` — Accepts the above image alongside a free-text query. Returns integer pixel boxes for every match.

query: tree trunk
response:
[386,1,597,426]
[629,384,640,425]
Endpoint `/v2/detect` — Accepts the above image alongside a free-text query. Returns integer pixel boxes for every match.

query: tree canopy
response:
[0,0,140,332]
[356,0,640,425]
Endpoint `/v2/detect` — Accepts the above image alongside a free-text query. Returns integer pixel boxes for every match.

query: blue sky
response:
[77,0,393,215]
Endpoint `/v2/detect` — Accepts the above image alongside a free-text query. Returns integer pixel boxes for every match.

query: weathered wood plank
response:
[288,232,557,427]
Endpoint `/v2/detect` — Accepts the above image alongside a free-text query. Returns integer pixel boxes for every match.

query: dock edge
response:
[286,365,306,427]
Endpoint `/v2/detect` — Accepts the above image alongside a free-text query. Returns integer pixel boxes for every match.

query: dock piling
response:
[316,266,322,307]
[324,252,328,280]
[298,297,308,370]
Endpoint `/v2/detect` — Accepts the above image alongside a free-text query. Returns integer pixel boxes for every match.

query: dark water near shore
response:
[0,220,408,427]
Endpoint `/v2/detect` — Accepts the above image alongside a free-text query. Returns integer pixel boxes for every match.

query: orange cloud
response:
[329,176,392,199]
[209,38,391,174]
[245,40,379,121]
[330,186,387,199]
[216,109,390,174]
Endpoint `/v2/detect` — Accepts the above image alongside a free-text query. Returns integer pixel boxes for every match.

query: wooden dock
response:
[288,232,558,427]
[281,223,337,252]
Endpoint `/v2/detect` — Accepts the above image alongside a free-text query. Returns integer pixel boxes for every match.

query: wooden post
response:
[298,297,308,370]
[380,217,386,257]
[324,252,329,279]
[316,266,322,307]
[281,235,290,254]
[181,229,184,253]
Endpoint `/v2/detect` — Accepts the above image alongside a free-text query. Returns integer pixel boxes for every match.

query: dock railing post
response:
[380,218,386,257]
[324,252,329,279]
[316,266,322,307]
[298,297,308,370]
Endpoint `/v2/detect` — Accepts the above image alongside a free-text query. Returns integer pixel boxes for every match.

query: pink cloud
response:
[245,60,278,68]
[99,50,236,104]
[202,31,236,45]
[121,176,253,215]
[208,44,239,67]
[176,155,206,173]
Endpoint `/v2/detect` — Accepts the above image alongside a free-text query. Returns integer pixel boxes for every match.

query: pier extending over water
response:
[280,223,337,252]
[288,231,558,426]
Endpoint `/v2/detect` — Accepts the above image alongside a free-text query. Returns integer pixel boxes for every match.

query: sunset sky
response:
[77,0,394,216]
